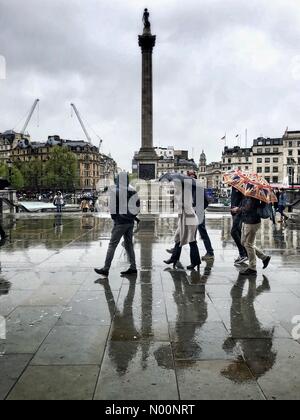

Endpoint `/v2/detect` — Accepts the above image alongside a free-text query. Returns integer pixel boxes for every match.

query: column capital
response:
[139,34,156,53]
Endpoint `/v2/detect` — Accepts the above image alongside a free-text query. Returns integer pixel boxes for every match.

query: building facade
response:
[200,130,299,188]
[252,137,284,185]
[0,131,31,163]
[1,134,117,190]
[133,147,198,178]
[198,151,222,190]
[283,131,300,186]
[222,146,252,173]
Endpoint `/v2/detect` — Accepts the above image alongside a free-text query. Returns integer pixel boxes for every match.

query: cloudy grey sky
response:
[1,0,300,170]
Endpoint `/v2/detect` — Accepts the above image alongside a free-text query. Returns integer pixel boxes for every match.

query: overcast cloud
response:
[1,0,300,169]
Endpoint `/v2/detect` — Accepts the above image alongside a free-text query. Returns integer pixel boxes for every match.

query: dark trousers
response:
[172,241,201,266]
[0,224,6,239]
[198,217,214,256]
[231,214,247,258]
[104,223,136,271]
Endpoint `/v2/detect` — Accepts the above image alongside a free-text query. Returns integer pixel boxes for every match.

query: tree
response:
[43,146,79,192]
[18,160,45,191]
[0,162,24,190]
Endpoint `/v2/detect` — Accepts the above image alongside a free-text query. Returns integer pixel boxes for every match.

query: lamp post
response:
[289,158,297,202]
[7,159,13,188]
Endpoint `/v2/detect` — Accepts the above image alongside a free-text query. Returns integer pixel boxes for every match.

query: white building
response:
[252,137,284,185]
[283,131,300,186]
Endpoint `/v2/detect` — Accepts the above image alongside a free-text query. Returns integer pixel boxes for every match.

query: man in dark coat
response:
[94,173,140,277]
[231,187,248,265]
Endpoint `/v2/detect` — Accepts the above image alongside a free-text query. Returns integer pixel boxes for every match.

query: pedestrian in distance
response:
[53,191,64,213]
[80,198,90,213]
[278,188,288,223]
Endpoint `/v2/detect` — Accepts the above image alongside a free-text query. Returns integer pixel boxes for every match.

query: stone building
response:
[198,152,222,190]
[133,147,198,178]
[252,137,284,185]
[282,131,300,186]
[155,147,175,178]
[222,146,252,173]
[9,135,117,190]
[0,131,31,163]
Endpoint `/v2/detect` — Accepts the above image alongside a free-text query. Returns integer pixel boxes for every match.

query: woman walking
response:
[161,174,201,271]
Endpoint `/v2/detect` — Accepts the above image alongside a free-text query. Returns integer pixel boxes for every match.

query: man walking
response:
[53,191,64,213]
[278,188,288,223]
[231,187,248,265]
[232,197,271,276]
[94,173,140,277]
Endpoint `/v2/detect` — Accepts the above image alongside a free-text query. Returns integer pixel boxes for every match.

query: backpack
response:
[258,203,273,220]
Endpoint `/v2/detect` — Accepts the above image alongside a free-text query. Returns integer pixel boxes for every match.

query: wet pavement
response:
[0,213,300,400]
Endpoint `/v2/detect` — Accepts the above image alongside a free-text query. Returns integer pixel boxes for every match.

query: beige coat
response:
[173,181,199,247]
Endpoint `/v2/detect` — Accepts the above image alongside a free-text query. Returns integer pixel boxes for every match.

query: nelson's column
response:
[136,8,159,180]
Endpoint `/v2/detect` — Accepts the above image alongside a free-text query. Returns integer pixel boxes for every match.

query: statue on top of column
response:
[143,8,151,30]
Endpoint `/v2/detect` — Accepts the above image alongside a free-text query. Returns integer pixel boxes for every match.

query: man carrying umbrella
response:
[232,197,271,276]
[226,170,275,276]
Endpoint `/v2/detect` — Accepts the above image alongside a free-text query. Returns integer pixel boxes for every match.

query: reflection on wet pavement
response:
[0,213,300,400]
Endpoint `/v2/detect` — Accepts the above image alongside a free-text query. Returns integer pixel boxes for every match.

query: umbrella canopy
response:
[223,170,278,204]
[159,173,194,183]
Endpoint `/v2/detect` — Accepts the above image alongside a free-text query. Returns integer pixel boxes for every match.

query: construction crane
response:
[20,99,40,135]
[71,103,92,144]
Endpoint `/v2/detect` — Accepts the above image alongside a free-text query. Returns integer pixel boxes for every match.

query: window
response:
[257,148,263,154]
[289,141,293,147]
[273,158,279,163]
[273,148,279,153]
[265,167,270,173]
[273,177,278,183]
[257,158,262,163]
[265,148,271,153]
[273,167,279,173]
[265,158,270,163]
[265,177,270,183]
[289,150,293,156]
[257,167,262,173]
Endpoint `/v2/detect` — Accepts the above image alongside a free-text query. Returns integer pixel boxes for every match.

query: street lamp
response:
[7,159,13,188]
[289,158,297,202]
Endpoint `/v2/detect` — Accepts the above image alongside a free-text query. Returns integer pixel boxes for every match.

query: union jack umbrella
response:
[223,169,278,204]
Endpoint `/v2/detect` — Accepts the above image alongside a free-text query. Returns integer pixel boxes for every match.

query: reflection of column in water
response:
[140,228,154,369]
[221,216,232,247]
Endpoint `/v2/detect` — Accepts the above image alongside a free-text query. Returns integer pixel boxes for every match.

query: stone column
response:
[139,30,155,150]
[136,13,159,181]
